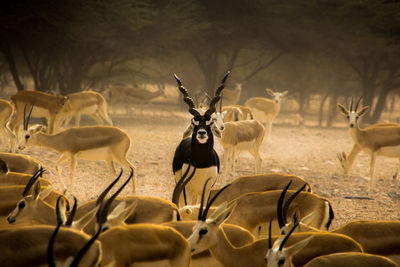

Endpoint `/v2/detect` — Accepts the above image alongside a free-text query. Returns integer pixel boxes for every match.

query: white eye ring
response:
[205,119,213,125]
[192,118,200,126]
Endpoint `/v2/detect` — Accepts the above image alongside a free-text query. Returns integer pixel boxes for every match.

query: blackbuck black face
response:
[337,97,369,129]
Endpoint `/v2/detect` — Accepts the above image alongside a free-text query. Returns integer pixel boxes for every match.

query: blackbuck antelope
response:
[18,108,136,193]
[337,98,400,190]
[179,174,311,221]
[304,252,398,267]
[0,152,42,175]
[172,71,230,205]
[188,185,361,267]
[57,90,113,129]
[245,88,288,140]
[9,90,69,140]
[0,99,15,151]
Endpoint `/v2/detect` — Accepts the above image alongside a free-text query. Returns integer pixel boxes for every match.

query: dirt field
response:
[14,103,400,231]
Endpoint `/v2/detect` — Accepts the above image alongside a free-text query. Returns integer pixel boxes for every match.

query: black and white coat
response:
[172,71,229,206]
[173,115,222,205]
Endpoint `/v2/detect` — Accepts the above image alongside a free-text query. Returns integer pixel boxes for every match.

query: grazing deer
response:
[57,90,113,129]
[172,71,230,206]
[18,108,136,193]
[337,98,400,190]
[9,90,69,141]
[0,99,15,151]
[245,88,288,140]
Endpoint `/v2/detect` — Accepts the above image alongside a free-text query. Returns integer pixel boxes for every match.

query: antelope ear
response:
[281,90,288,96]
[211,124,222,138]
[357,106,369,117]
[182,124,194,139]
[337,104,349,116]
[38,185,53,200]
[284,235,313,256]
[33,181,41,200]
[266,88,274,96]
[209,203,234,226]
[222,110,227,117]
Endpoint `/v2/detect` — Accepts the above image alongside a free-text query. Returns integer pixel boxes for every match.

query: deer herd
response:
[0,72,398,267]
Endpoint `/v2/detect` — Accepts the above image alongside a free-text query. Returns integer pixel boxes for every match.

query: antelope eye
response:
[278,259,285,266]
[18,201,26,209]
[346,115,350,119]
[199,229,208,237]
[25,135,30,139]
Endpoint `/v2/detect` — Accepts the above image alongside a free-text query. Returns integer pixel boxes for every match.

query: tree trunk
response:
[0,40,25,91]
[326,91,338,127]
[318,92,329,127]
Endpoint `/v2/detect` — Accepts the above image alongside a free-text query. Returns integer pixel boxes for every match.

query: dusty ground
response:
[14,103,400,231]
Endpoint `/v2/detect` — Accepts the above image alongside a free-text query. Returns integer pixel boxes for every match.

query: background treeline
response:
[0,0,399,125]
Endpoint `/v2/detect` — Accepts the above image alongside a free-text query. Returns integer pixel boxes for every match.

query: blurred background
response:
[0,0,399,126]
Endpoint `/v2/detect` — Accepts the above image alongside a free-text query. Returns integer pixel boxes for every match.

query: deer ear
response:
[357,106,369,117]
[266,88,274,96]
[337,104,349,116]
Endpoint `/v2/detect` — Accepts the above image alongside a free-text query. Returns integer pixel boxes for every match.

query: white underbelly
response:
[76,147,110,160]
[175,164,218,193]
[377,145,400,158]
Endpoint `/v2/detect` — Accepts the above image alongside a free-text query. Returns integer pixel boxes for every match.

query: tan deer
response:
[9,90,69,139]
[337,98,400,190]
[57,90,113,129]
[18,110,136,193]
[245,88,288,140]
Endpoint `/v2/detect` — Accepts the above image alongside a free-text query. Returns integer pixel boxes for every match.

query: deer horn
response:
[279,222,300,251]
[22,167,45,197]
[174,74,201,117]
[202,182,231,220]
[355,97,363,112]
[282,184,307,226]
[23,105,34,131]
[349,97,354,112]
[277,180,292,228]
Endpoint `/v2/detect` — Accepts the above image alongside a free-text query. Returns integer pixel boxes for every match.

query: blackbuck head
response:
[267,88,288,104]
[175,71,230,141]
[187,178,232,254]
[265,221,313,267]
[337,97,369,128]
